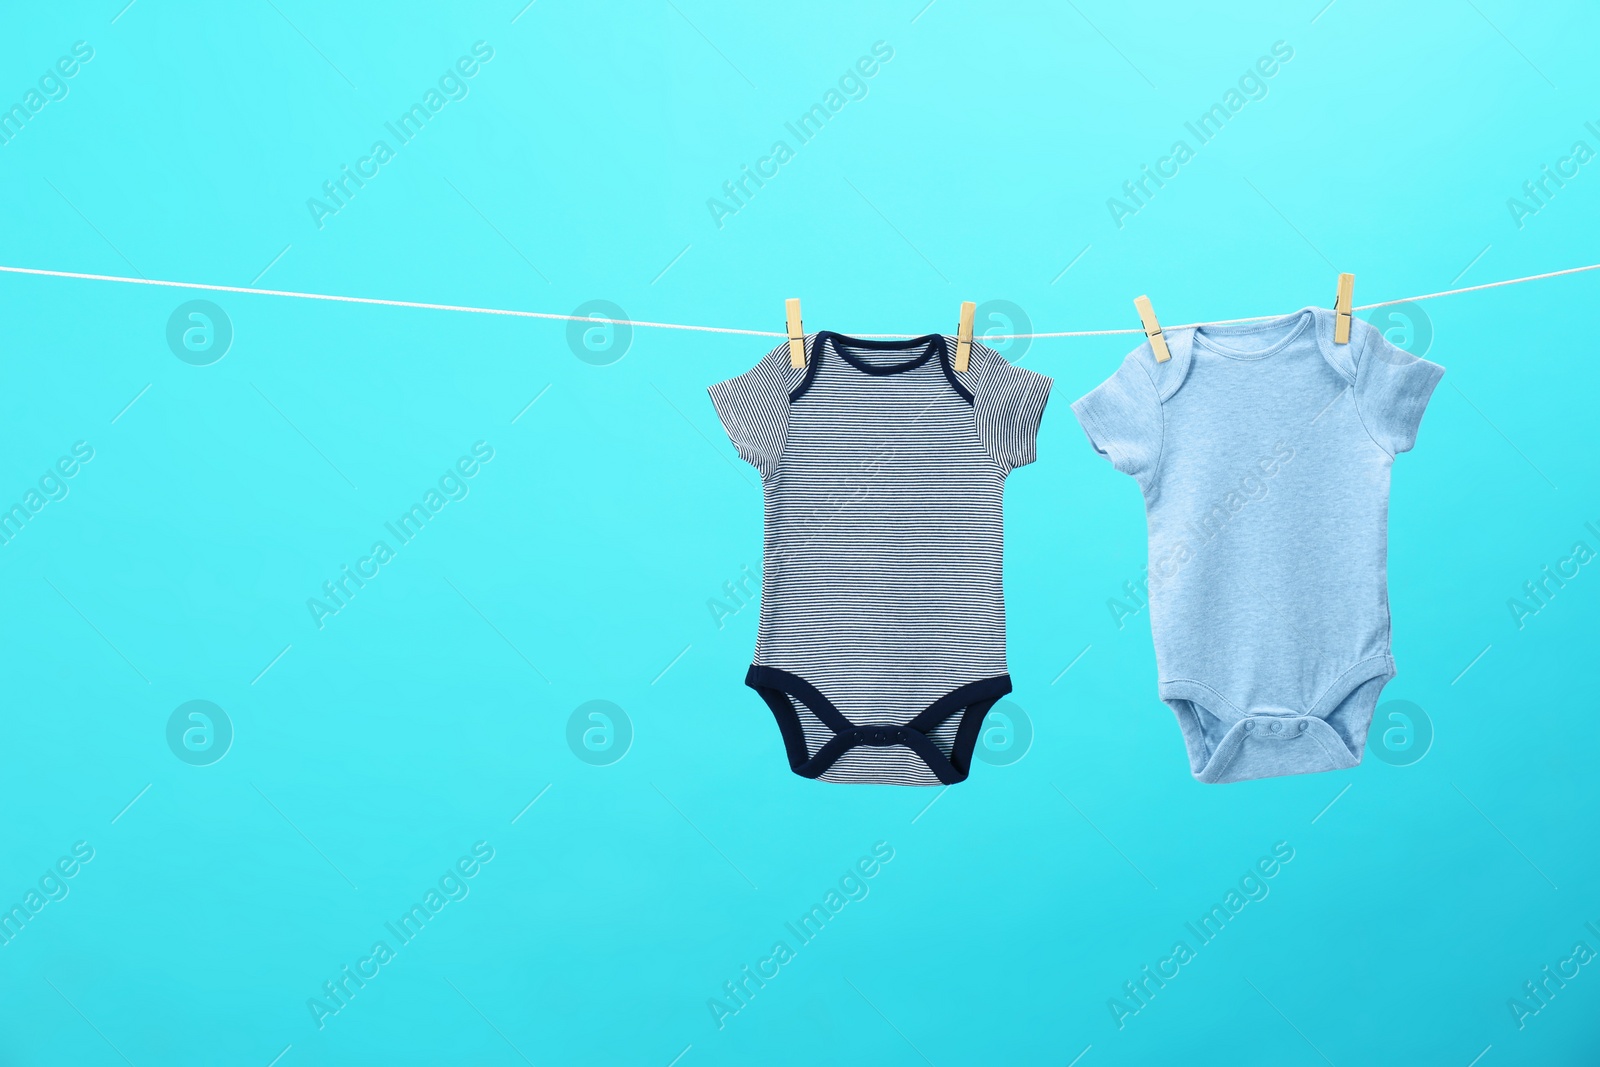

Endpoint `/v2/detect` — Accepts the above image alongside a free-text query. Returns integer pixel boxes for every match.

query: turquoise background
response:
[1,1,1597,1064]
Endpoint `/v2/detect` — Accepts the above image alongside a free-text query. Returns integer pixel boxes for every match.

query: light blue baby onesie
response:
[1073,308,1443,783]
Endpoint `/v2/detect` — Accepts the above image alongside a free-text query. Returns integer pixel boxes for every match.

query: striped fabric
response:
[710,331,1051,785]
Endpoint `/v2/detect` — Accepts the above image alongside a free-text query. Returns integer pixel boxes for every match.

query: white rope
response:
[0,265,783,338]
[1,260,1596,343]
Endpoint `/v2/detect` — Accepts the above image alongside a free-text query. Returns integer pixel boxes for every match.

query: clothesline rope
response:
[1,260,1596,343]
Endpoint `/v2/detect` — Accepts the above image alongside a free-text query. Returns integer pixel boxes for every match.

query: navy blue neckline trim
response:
[825,331,942,374]
[790,331,973,404]
[746,665,1011,785]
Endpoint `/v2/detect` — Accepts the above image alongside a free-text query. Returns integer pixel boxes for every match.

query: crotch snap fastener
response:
[1270,721,1282,734]
[1297,720,1309,733]
[1244,720,1256,731]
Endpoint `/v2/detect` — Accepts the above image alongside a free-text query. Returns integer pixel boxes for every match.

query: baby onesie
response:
[1072,308,1443,784]
[710,331,1051,785]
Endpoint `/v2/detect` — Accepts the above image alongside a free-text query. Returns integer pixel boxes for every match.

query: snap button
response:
[1270,721,1282,734]
[1297,720,1309,733]
[1244,720,1255,732]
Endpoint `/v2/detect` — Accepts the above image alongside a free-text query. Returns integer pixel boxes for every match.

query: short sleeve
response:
[971,346,1053,469]
[708,342,796,478]
[1351,318,1444,456]
[1071,351,1163,484]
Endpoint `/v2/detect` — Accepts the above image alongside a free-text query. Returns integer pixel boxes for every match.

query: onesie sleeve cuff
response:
[1008,371,1053,469]
[707,360,788,477]
[707,378,743,448]
[1071,392,1133,474]
[1070,354,1164,483]
[1385,357,1445,455]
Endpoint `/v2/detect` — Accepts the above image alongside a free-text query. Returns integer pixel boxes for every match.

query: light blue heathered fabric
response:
[1073,308,1444,784]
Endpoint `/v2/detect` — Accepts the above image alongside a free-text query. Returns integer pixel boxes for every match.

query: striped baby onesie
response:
[710,330,1051,785]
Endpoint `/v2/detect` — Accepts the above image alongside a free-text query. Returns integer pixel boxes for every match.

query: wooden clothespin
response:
[1334,273,1354,344]
[1134,295,1171,363]
[785,298,806,368]
[954,301,976,373]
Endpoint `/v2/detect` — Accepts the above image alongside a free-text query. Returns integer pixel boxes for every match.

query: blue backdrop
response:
[1,2,1596,1064]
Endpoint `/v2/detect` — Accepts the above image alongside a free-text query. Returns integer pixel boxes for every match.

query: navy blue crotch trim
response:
[907,675,1012,777]
[745,666,1012,785]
